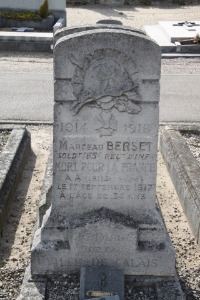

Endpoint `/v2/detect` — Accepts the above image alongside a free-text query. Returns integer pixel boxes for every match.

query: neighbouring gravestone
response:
[158,21,200,43]
[31,26,175,278]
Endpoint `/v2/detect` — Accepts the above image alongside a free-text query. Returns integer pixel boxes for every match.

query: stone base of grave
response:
[31,155,176,277]
[31,206,176,277]
[16,266,46,300]
[30,162,175,278]
[17,265,185,300]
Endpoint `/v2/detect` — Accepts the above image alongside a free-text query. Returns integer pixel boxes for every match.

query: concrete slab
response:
[0,16,64,52]
[0,31,53,52]
[144,22,200,54]
[143,24,176,53]
[0,31,52,41]
[159,21,200,43]
[0,127,31,237]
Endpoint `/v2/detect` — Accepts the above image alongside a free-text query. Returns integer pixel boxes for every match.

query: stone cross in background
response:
[31,25,175,278]
[173,21,200,31]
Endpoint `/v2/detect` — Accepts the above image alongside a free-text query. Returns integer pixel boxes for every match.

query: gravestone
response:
[31,26,175,278]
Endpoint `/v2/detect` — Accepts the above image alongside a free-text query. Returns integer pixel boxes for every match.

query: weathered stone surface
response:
[160,126,200,245]
[16,266,46,300]
[80,266,124,300]
[0,128,31,236]
[31,26,175,278]
[54,25,145,45]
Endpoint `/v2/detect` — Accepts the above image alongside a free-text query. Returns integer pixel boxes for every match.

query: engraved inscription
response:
[106,141,151,151]
[55,257,158,269]
[55,134,156,205]
[59,121,88,133]
[58,121,153,135]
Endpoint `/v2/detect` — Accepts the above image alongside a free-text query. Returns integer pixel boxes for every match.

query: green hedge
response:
[0,11,44,20]
[0,0,50,20]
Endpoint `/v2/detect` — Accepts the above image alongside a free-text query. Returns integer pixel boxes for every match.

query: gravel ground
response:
[66,4,200,30]
[0,125,53,300]
[0,130,10,152]
[0,129,25,298]
[0,127,199,300]
[0,268,24,299]
[46,273,157,300]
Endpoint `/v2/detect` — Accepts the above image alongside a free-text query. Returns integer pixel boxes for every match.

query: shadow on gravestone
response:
[28,25,184,299]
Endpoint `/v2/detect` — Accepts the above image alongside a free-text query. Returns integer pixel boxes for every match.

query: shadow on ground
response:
[0,149,36,267]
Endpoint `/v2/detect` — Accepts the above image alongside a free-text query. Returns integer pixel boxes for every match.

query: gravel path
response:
[66,4,200,29]
[1,52,200,75]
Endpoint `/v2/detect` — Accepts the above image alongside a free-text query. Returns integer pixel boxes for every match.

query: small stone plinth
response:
[80,266,124,300]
